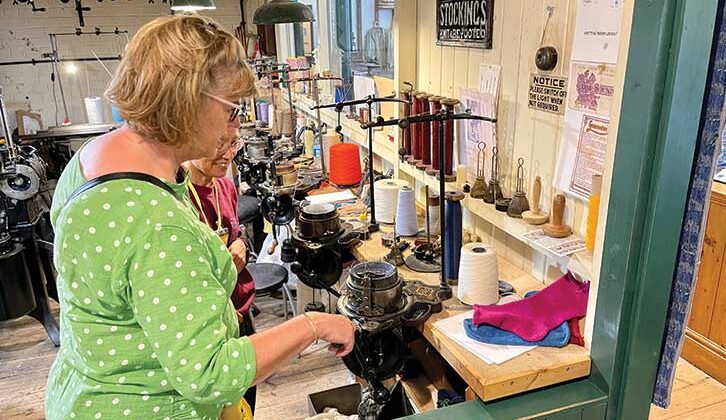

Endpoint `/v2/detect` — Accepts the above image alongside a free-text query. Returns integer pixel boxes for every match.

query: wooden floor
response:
[649,359,726,420]
[0,297,355,420]
[2,299,725,420]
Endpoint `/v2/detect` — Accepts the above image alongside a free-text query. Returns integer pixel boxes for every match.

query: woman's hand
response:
[228,239,247,272]
[307,312,356,357]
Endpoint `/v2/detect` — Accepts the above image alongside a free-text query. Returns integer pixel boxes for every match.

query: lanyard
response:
[188,178,223,232]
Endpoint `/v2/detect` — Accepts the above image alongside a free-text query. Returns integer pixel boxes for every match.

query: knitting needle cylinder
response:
[444,190,464,285]
[417,92,433,170]
[427,96,443,175]
[440,98,459,181]
[409,91,422,164]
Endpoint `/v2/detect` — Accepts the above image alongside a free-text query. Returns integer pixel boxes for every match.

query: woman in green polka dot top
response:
[45,15,355,420]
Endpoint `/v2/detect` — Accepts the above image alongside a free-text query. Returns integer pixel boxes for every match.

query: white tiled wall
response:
[0,0,262,131]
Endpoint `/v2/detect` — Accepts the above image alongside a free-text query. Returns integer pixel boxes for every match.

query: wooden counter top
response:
[351,227,592,402]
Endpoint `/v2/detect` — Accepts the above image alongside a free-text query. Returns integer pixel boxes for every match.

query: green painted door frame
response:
[402,1,722,419]
[591,0,720,419]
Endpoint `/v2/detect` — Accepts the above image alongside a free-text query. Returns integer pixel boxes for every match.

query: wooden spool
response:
[522,176,549,225]
[543,193,571,238]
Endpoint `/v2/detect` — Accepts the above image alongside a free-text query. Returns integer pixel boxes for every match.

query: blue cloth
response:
[463,291,571,348]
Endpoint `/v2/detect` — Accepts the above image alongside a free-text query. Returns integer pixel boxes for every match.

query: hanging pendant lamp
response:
[253,0,314,24]
[171,0,216,12]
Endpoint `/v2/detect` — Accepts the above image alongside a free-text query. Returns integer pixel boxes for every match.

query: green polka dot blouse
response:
[45,149,256,420]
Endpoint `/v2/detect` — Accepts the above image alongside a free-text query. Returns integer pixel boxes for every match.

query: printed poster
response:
[554,0,624,200]
[570,115,609,197]
[568,63,616,115]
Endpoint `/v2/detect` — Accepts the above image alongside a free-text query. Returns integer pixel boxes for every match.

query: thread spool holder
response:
[314,94,411,233]
[361,108,497,300]
[507,157,531,218]
[470,142,488,199]
[255,62,297,138]
[295,74,345,176]
[384,219,406,266]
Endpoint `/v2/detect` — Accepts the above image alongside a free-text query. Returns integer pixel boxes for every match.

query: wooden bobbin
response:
[543,193,572,238]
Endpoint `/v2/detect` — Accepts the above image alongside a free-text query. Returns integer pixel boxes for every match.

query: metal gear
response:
[0,163,41,200]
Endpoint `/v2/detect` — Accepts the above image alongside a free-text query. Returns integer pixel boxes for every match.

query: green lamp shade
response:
[171,0,216,12]
[253,0,314,24]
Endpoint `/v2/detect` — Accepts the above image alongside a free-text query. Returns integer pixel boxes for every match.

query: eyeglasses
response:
[216,137,244,157]
[202,91,243,123]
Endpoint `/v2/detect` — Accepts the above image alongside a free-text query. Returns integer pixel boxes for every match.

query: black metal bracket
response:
[74,0,91,27]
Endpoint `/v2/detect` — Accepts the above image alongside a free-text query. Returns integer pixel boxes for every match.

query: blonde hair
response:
[106,14,257,146]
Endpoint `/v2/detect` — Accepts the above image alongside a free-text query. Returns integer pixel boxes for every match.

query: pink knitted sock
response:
[472,272,590,341]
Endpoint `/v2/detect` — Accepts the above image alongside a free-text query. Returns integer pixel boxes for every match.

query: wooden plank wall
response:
[403,0,587,283]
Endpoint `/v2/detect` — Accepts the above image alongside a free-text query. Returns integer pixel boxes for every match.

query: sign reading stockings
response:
[437,0,495,49]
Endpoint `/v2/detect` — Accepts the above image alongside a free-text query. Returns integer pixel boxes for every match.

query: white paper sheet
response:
[479,63,501,103]
[459,88,496,184]
[305,190,357,204]
[353,74,377,112]
[522,229,587,257]
[571,0,624,64]
[433,310,534,365]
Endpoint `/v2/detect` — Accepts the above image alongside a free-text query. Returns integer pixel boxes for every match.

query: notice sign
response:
[528,74,567,115]
[437,0,494,49]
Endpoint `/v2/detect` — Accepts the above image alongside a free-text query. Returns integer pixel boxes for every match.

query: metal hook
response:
[491,146,499,180]
[516,157,525,193]
[477,142,487,178]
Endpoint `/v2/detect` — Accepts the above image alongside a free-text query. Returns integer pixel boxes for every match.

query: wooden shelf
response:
[398,162,594,280]
[401,377,437,414]
[351,228,592,402]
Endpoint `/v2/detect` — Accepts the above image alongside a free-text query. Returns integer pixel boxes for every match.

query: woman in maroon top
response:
[182,128,258,410]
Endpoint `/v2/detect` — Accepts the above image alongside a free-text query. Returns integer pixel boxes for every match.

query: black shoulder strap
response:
[65,172,182,207]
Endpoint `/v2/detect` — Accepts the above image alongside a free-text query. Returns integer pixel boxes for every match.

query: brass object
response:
[483,146,503,204]
[507,158,530,218]
[469,142,488,199]
[495,197,512,212]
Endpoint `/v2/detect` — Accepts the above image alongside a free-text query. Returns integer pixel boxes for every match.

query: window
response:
[293,0,317,57]
[331,0,395,84]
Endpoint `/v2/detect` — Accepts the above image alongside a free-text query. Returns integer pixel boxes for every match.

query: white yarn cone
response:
[395,186,419,236]
[457,243,499,305]
[373,179,409,224]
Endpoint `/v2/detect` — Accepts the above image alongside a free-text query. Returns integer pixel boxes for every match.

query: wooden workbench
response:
[351,227,592,403]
